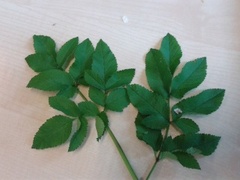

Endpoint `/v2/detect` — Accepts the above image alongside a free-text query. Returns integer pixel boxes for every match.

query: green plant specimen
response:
[26,36,137,179]
[127,33,225,179]
[26,33,225,180]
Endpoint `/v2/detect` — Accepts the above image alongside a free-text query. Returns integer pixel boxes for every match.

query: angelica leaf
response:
[173,118,199,134]
[171,58,207,98]
[105,69,135,90]
[173,152,200,170]
[162,136,177,152]
[68,118,88,152]
[172,89,225,120]
[27,69,74,91]
[25,53,58,72]
[95,112,109,141]
[57,86,77,98]
[141,114,169,130]
[69,39,94,81]
[146,49,172,98]
[173,133,221,156]
[127,84,169,119]
[78,101,99,117]
[49,96,80,117]
[33,35,56,57]
[135,113,162,151]
[89,87,105,106]
[160,33,182,74]
[84,70,105,90]
[105,88,130,112]
[56,37,78,68]
[92,39,117,80]
[32,115,73,149]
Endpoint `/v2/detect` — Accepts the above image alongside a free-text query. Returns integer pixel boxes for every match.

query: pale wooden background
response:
[0,0,239,179]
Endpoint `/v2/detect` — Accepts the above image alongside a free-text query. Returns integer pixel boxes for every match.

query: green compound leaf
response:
[146,49,172,98]
[32,115,73,149]
[106,69,135,90]
[141,114,169,130]
[95,112,109,141]
[173,152,201,170]
[171,58,207,99]
[57,86,77,98]
[56,37,79,68]
[106,88,130,112]
[173,118,199,134]
[33,35,56,57]
[78,101,99,117]
[160,33,182,74]
[69,39,94,81]
[173,133,221,156]
[127,84,169,119]
[84,70,105,90]
[92,39,117,80]
[49,96,80,117]
[25,53,58,72]
[68,117,88,152]
[89,87,105,106]
[135,113,163,151]
[172,89,225,120]
[27,69,74,91]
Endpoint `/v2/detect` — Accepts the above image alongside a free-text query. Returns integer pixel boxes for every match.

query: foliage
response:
[127,33,225,174]
[26,34,225,179]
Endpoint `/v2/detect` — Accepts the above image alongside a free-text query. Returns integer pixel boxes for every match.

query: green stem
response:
[146,161,157,180]
[146,125,170,180]
[106,127,138,180]
[76,88,137,179]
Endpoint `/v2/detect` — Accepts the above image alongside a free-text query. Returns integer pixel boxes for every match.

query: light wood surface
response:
[0,0,239,179]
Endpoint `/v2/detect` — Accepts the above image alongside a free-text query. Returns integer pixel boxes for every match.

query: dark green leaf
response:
[25,53,58,72]
[171,58,207,98]
[89,87,105,106]
[162,136,177,152]
[105,69,135,90]
[173,118,199,134]
[33,35,56,57]
[135,113,163,151]
[68,118,88,152]
[56,37,79,68]
[173,152,201,169]
[27,69,74,91]
[49,96,80,117]
[78,101,99,117]
[84,70,105,90]
[146,49,172,98]
[160,33,182,74]
[172,89,225,120]
[69,39,94,80]
[95,112,109,141]
[127,84,169,119]
[92,39,117,80]
[106,88,129,112]
[141,114,169,130]
[173,133,221,156]
[32,115,73,149]
[57,86,77,98]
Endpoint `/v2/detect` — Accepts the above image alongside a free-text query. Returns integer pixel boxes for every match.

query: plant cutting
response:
[127,33,225,179]
[26,36,138,179]
[25,33,225,180]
